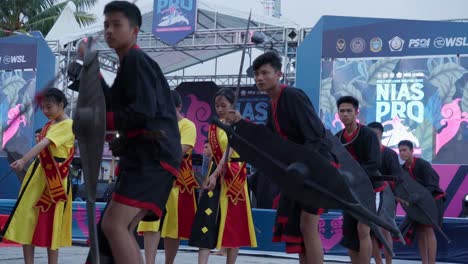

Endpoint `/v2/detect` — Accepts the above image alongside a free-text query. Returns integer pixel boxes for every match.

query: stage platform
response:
[1,200,466,263]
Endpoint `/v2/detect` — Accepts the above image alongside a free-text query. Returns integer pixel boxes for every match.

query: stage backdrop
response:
[296,16,468,217]
[0,33,55,199]
[175,82,268,154]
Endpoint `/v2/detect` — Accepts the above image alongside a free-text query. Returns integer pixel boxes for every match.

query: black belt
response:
[229,158,243,162]
[54,157,66,163]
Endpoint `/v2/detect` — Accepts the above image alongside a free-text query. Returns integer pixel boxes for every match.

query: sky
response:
[217,0,468,27]
[88,0,468,28]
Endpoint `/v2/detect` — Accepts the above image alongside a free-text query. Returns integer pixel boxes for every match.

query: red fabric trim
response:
[282,235,304,243]
[342,125,359,141]
[434,193,446,200]
[133,44,141,49]
[406,157,417,180]
[106,112,115,130]
[125,129,146,138]
[404,227,414,245]
[177,189,196,238]
[112,193,162,218]
[272,194,280,209]
[342,125,360,160]
[114,164,120,177]
[272,235,282,242]
[317,208,325,215]
[374,182,387,193]
[31,203,56,247]
[271,86,287,139]
[330,161,341,169]
[285,244,304,254]
[277,216,289,224]
[160,161,179,178]
[220,193,253,247]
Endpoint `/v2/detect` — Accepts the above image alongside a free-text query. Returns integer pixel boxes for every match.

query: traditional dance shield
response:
[72,42,106,264]
[214,119,399,237]
[326,131,400,254]
[394,171,450,242]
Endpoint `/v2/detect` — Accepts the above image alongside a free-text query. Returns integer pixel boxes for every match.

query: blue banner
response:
[0,43,37,71]
[152,0,197,46]
[237,85,269,124]
[322,20,468,58]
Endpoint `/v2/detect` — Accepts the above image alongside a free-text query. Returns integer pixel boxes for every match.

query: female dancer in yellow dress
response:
[189,88,257,264]
[2,88,74,264]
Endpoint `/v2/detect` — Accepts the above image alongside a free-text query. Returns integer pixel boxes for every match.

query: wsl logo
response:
[434,37,468,48]
[0,55,27,65]
[434,37,445,48]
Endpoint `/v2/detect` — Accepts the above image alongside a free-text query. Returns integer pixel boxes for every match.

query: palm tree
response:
[0,0,97,37]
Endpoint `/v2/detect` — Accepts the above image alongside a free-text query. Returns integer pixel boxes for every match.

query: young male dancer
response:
[336,96,381,264]
[91,2,181,263]
[226,51,334,264]
[398,140,445,264]
[368,121,401,264]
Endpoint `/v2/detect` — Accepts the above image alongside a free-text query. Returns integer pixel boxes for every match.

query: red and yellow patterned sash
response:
[208,124,246,205]
[35,121,75,212]
[175,153,200,194]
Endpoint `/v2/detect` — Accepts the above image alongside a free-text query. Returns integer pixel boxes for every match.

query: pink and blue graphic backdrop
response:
[0,33,55,199]
[297,16,468,218]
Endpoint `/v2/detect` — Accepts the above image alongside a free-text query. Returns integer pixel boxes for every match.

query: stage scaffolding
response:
[47,26,310,114]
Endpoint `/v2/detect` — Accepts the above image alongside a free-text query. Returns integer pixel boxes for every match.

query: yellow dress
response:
[3,119,74,249]
[214,126,257,248]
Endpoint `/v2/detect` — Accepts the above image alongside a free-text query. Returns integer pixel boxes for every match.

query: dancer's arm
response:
[10,137,51,171]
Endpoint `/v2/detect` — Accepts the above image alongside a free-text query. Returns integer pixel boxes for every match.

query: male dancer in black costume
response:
[69,2,181,263]
[226,51,334,264]
[398,140,445,264]
[368,121,402,264]
[335,96,381,264]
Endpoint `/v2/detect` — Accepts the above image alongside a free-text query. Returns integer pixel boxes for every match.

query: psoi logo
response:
[408,38,430,48]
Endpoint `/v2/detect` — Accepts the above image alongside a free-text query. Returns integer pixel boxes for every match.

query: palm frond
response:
[71,0,97,12]
[0,0,97,35]
[26,16,59,35]
[73,11,97,27]
[26,2,66,25]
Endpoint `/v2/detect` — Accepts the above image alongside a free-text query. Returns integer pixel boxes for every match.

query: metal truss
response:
[166,74,255,88]
[51,26,301,72]
[46,26,308,110]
